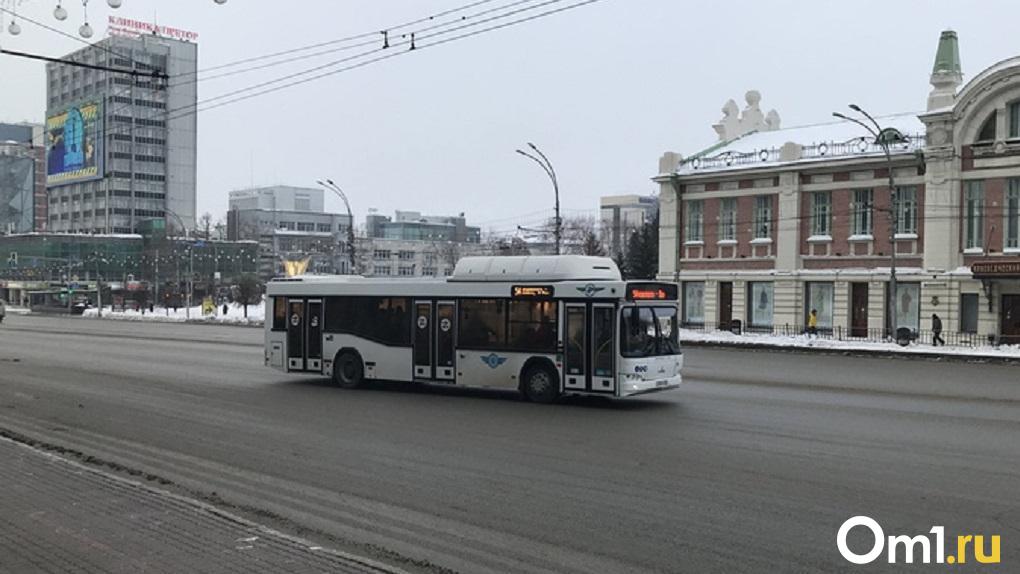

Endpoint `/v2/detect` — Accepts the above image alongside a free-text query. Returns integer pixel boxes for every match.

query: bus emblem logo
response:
[577,284,605,297]
[481,354,508,369]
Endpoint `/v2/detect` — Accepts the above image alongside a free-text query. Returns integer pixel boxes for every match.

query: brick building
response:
[656,30,1020,344]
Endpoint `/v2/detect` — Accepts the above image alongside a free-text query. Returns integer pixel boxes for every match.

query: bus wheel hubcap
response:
[531,372,550,394]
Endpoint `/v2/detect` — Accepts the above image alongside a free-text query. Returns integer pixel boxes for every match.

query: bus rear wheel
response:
[333,351,364,389]
[522,365,559,404]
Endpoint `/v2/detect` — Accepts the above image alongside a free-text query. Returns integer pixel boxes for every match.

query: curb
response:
[680,339,1020,365]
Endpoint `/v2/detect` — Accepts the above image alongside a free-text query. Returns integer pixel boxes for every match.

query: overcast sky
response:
[2,0,1019,233]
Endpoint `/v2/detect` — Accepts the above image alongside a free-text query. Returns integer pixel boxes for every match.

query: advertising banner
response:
[46,101,103,187]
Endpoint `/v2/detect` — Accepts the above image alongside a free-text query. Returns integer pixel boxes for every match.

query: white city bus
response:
[264,256,683,402]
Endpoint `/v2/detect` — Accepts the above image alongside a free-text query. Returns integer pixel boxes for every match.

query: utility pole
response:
[66,259,73,315]
[186,243,193,319]
[154,248,159,309]
[516,142,561,255]
[95,253,102,318]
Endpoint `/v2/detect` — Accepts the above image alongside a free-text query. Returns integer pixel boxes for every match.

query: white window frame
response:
[852,189,873,236]
[1007,179,1020,250]
[812,192,831,237]
[719,198,737,242]
[682,281,705,326]
[685,200,704,243]
[965,181,984,250]
[754,195,772,239]
[896,186,918,236]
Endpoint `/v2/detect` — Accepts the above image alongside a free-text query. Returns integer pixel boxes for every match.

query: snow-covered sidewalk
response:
[81,301,265,326]
[680,329,1020,360]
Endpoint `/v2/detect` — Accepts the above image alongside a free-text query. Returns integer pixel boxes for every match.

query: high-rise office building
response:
[45,33,198,235]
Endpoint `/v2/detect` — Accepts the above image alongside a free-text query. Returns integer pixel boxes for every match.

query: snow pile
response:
[679,329,1020,360]
[82,300,265,326]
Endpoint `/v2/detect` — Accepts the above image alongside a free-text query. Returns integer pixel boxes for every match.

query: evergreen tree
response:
[624,213,659,280]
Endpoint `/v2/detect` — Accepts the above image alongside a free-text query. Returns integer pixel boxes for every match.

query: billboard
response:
[46,101,103,187]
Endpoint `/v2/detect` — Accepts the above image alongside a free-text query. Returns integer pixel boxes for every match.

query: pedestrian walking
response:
[223,304,229,316]
[932,313,945,346]
[807,308,818,337]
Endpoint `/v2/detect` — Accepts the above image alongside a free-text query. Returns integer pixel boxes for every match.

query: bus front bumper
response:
[619,374,683,397]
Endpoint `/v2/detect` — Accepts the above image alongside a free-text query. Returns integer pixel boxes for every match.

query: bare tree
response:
[198,212,213,240]
[235,273,263,318]
[561,216,607,256]
[440,242,461,270]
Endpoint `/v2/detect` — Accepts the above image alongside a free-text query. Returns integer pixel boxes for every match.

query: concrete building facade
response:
[359,237,487,278]
[600,194,658,258]
[226,186,353,278]
[0,123,47,234]
[366,210,481,243]
[656,31,1020,344]
[45,34,198,235]
[228,186,325,213]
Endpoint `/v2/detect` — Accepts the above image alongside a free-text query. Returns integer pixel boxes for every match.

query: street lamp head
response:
[876,127,909,146]
[515,149,527,156]
[832,112,849,121]
[527,142,538,151]
[848,104,863,113]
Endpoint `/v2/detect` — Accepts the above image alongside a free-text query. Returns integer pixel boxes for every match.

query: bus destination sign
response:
[512,285,554,299]
[626,283,679,301]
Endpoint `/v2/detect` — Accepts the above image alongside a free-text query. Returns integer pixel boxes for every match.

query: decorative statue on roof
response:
[713,99,740,142]
[712,90,782,142]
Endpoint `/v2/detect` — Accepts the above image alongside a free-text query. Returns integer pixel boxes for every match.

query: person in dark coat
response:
[931,313,945,346]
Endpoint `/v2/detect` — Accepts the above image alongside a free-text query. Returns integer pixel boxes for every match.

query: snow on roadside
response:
[679,329,1020,360]
[82,300,265,326]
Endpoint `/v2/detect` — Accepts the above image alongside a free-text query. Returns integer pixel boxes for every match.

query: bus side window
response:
[272,297,287,331]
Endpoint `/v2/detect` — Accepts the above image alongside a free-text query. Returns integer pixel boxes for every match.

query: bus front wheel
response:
[333,351,364,389]
[522,365,559,404]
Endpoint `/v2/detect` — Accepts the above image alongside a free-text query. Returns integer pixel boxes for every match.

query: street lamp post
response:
[317,179,357,275]
[833,105,911,340]
[516,143,561,255]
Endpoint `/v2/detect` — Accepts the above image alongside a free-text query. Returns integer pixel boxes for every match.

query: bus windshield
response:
[620,306,680,358]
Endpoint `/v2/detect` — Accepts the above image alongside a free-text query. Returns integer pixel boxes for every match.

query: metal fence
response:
[681,321,998,348]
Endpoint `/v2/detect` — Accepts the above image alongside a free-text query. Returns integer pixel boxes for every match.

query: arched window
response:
[977,110,997,142]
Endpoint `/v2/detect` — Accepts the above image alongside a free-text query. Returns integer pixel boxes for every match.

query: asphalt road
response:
[1,314,1018,573]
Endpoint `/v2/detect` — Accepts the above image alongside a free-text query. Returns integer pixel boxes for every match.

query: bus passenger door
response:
[287,299,306,371]
[435,301,456,381]
[563,303,588,391]
[591,304,616,393]
[306,299,323,373]
[413,300,433,379]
